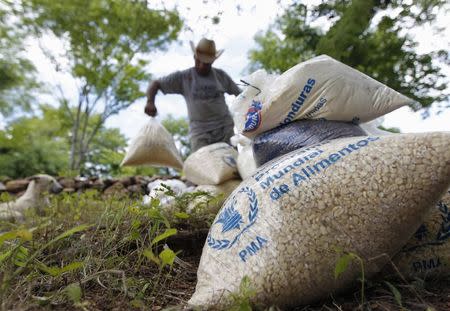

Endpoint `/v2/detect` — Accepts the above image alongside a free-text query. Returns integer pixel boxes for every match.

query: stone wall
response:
[0,175,193,199]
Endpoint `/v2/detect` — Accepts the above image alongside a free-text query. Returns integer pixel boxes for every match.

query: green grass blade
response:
[384,281,403,308]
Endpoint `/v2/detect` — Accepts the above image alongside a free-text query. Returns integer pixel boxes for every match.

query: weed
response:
[334,247,366,308]
[0,187,215,310]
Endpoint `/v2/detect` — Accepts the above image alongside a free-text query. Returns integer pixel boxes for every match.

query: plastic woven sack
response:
[189,132,450,309]
[234,55,414,138]
[388,188,450,279]
[253,119,367,166]
[183,142,239,185]
[121,118,183,169]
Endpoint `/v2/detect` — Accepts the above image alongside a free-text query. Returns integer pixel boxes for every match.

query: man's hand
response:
[145,101,157,117]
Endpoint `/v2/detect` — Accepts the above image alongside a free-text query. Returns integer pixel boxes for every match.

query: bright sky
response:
[2,0,449,138]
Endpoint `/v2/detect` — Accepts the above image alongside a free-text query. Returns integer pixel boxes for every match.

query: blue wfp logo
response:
[243,100,262,132]
[207,187,259,250]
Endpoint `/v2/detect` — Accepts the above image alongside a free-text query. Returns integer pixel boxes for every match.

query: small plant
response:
[0,187,197,310]
[384,281,405,310]
[229,275,257,311]
[334,247,366,308]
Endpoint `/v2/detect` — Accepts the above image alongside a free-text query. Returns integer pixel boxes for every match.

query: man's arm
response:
[144,71,184,117]
[219,69,242,96]
[145,80,160,117]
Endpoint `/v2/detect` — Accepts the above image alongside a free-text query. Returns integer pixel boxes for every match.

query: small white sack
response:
[235,55,414,138]
[183,142,239,185]
[121,118,183,169]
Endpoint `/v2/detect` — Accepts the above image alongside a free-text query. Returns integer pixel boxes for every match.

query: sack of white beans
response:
[183,142,239,185]
[121,118,183,169]
[234,55,414,138]
[389,189,450,279]
[253,119,367,166]
[189,132,450,309]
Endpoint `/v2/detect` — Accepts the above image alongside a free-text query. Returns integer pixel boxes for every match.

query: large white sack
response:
[183,142,239,185]
[121,118,183,169]
[389,188,450,279]
[230,69,277,133]
[189,132,450,309]
[235,55,414,138]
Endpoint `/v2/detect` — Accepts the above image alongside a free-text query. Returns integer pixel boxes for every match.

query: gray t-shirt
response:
[158,67,241,136]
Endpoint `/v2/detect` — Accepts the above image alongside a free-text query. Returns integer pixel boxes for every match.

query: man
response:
[145,38,241,151]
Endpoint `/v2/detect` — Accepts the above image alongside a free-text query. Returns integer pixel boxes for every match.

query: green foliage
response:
[229,275,257,311]
[65,283,82,304]
[379,125,401,133]
[334,253,354,279]
[0,187,207,309]
[38,261,84,277]
[151,228,177,246]
[0,104,129,178]
[249,0,449,111]
[80,125,128,177]
[334,247,366,307]
[0,2,39,116]
[0,105,70,178]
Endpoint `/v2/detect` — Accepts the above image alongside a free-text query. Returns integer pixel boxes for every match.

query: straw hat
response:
[190,38,224,64]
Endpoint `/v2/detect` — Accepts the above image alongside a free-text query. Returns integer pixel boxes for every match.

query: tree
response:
[17,0,182,172]
[0,104,133,178]
[0,105,69,178]
[249,0,449,111]
[80,126,128,177]
[0,2,39,116]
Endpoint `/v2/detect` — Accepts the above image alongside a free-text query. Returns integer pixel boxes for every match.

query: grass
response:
[0,188,218,310]
[0,188,449,311]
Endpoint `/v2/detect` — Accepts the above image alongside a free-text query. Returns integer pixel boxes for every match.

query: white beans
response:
[189,133,450,309]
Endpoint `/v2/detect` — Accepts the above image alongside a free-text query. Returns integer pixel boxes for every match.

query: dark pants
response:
[190,125,235,152]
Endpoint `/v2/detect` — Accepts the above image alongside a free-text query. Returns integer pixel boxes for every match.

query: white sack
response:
[230,69,277,133]
[234,55,414,138]
[121,118,183,169]
[189,132,450,309]
[183,142,239,185]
